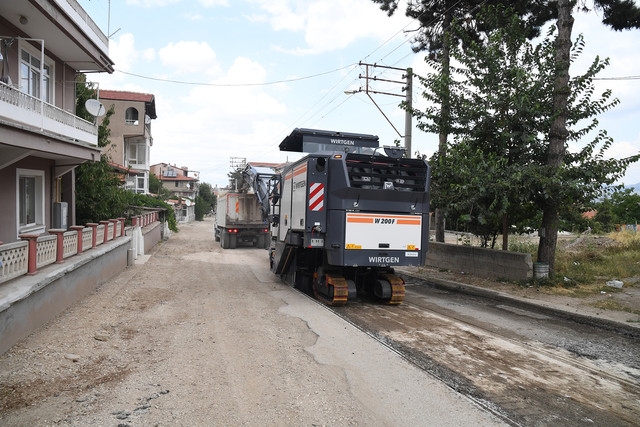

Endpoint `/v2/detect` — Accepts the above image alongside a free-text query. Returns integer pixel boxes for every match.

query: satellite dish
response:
[85,99,106,117]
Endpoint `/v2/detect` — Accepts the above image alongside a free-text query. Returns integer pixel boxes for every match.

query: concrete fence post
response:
[86,223,99,248]
[100,221,110,243]
[110,219,119,240]
[48,229,66,264]
[70,226,84,254]
[118,218,126,236]
[18,234,40,275]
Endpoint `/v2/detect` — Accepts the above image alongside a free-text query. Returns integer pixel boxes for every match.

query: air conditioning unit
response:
[53,202,68,229]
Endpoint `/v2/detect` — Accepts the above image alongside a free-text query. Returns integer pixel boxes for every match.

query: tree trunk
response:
[435,209,445,242]
[537,0,574,275]
[502,214,508,250]
[435,10,453,243]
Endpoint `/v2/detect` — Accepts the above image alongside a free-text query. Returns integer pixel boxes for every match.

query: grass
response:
[556,232,640,283]
[513,231,640,298]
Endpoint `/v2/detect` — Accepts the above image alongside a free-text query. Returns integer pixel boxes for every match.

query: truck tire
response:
[214,228,220,242]
[229,234,237,249]
[257,235,265,249]
[221,231,229,249]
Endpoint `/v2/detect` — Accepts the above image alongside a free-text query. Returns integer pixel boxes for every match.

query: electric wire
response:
[114,64,357,86]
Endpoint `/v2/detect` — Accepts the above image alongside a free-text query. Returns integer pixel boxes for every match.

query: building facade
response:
[0,1,114,244]
[98,90,157,194]
[150,163,199,199]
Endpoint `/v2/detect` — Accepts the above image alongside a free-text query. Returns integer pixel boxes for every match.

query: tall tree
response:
[198,182,217,212]
[373,0,640,274]
[372,1,471,242]
[371,0,552,242]
[419,5,638,256]
[537,0,640,274]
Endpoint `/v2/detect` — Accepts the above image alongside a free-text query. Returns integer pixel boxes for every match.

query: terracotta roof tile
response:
[99,90,154,102]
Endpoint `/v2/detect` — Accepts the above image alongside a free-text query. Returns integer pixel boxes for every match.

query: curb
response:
[397,268,640,339]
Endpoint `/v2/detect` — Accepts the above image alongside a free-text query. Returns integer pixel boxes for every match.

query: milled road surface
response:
[0,218,505,426]
[337,288,640,426]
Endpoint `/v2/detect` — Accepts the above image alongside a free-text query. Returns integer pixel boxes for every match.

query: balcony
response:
[0,82,98,146]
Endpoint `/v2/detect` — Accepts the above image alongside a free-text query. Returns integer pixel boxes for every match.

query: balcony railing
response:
[0,82,98,146]
[0,211,161,285]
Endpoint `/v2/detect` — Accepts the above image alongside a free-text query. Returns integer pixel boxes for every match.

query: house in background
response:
[150,163,199,199]
[98,90,157,194]
[0,1,114,244]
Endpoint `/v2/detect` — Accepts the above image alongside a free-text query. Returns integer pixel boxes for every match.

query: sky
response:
[79,0,640,190]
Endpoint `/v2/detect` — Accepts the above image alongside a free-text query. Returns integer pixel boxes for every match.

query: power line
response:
[593,75,640,81]
[114,64,356,87]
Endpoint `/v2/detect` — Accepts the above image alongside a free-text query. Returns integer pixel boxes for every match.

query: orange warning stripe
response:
[397,219,421,225]
[284,163,307,181]
[347,217,374,223]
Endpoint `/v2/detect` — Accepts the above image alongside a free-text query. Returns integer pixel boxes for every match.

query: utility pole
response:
[404,67,413,158]
[347,62,414,157]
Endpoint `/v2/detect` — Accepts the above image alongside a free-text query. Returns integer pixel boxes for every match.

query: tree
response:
[374,0,640,275]
[198,182,217,212]
[417,7,551,248]
[372,0,472,242]
[194,196,209,221]
[74,74,180,232]
[149,172,161,194]
[74,75,130,223]
[417,5,639,265]
[537,0,640,274]
[371,0,555,243]
[227,167,245,191]
[372,0,564,242]
[149,173,172,200]
[603,189,640,225]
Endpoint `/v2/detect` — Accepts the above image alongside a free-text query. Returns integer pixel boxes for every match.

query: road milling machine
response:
[243,128,431,305]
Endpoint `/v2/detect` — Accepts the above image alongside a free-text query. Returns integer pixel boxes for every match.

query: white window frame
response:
[125,172,147,194]
[18,40,54,104]
[136,175,146,194]
[16,168,46,235]
[126,141,147,166]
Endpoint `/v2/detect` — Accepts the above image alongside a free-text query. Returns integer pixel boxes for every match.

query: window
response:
[125,173,147,194]
[17,169,45,234]
[125,107,139,125]
[127,142,147,165]
[20,47,52,103]
[137,176,146,194]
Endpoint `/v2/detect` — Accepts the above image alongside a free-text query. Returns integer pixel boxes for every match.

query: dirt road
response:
[0,218,505,426]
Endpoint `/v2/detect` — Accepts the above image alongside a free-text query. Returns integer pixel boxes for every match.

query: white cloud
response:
[248,0,415,55]
[125,0,180,6]
[198,0,229,6]
[158,41,221,77]
[247,0,307,32]
[108,33,138,72]
[147,55,289,186]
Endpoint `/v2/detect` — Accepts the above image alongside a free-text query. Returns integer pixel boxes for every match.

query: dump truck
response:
[214,190,270,249]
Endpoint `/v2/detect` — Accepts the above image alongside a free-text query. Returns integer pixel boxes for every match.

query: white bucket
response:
[533,262,549,279]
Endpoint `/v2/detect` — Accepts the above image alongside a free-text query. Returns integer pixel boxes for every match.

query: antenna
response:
[85,99,106,117]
